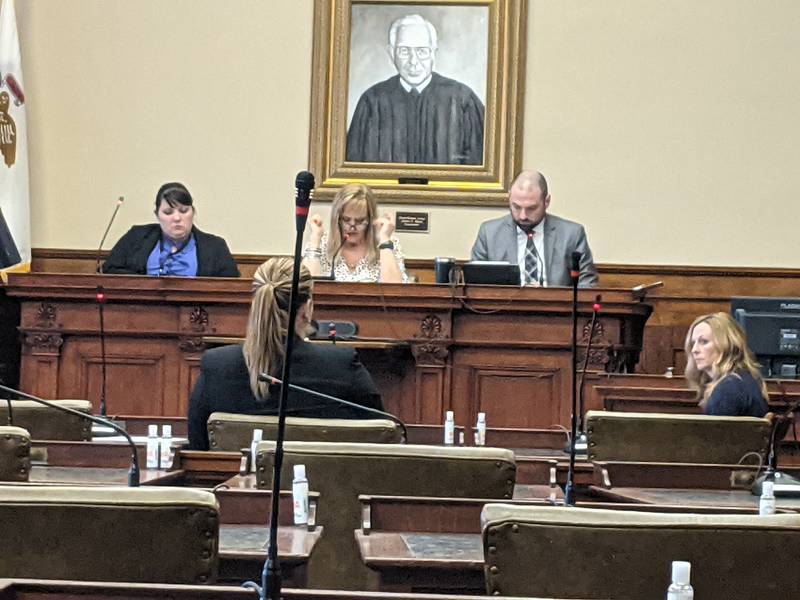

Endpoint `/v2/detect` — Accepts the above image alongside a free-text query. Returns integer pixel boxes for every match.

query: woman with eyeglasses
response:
[303,183,409,283]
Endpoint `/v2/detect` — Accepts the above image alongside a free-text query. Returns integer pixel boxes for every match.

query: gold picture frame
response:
[308,0,527,206]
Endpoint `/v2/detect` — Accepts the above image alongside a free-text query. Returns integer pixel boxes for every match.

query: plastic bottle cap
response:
[762,480,774,496]
[445,410,454,420]
[161,424,172,437]
[252,429,263,442]
[671,561,691,585]
[294,464,306,479]
[148,424,158,436]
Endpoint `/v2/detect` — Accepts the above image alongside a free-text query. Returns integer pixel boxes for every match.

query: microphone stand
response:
[0,382,140,486]
[564,252,582,506]
[243,172,315,600]
[95,197,124,417]
[96,286,108,417]
[257,373,408,442]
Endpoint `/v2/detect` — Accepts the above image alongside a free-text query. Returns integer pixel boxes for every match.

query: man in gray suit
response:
[471,170,598,287]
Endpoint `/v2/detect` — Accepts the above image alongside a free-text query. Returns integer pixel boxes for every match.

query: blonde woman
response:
[188,258,383,450]
[303,183,408,283]
[684,312,769,417]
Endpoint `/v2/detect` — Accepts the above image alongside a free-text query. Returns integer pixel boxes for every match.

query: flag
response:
[0,0,29,278]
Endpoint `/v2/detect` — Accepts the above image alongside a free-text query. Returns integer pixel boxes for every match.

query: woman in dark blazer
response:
[102,182,239,277]
[187,257,383,450]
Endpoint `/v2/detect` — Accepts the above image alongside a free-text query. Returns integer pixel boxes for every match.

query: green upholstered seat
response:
[207,412,403,450]
[255,440,516,590]
[0,486,219,584]
[585,410,772,463]
[0,425,30,482]
[482,503,800,599]
[0,399,92,441]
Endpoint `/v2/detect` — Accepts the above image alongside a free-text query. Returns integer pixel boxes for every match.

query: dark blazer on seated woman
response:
[103,223,239,277]
[187,340,383,450]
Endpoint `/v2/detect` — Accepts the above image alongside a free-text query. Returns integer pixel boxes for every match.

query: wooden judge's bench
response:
[4,273,651,429]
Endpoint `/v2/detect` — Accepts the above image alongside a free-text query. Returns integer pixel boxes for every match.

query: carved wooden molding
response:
[188,307,209,333]
[22,332,63,354]
[178,336,206,354]
[578,319,610,370]
[412,314,451,366]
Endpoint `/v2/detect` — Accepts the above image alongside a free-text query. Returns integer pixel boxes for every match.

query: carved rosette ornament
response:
[411,315,451,366]
[35,302,57,327]
[189,306,209,333]
[22,332,63,354]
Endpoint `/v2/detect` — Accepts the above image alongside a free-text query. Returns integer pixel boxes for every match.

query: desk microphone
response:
[257,373,408,442]
[95,196,124,416]
[0,383,140,487]
[96,196,125,274]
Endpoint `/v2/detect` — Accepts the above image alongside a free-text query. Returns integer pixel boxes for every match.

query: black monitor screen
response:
[462,261,520,286]
[731,297,800,377]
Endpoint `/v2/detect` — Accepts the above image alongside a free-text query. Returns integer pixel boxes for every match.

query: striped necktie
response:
[524,230,540,285]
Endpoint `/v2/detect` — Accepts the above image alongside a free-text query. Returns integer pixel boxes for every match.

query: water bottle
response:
[759,480,776,516]
[250,428,263,473]
[475,412,486,446]
[146,424,159,469]
[159,424,173,469]
[666,561,694,599]
[292,464,309,525]
[443,410,455,445]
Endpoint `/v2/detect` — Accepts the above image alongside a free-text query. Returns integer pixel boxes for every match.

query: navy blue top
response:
[704,370,769,417]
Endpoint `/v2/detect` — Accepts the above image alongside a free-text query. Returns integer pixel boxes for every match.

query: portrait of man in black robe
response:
[346,13,485,166]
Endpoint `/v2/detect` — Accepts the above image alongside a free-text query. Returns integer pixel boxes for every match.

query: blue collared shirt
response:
[146,235,198,277]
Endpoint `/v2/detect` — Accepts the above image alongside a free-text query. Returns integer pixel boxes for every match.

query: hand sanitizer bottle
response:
[443,410,455,445]
[292,464,309,525]
[146,424,159,469]
[666,561,694,599]
[475,412,487,446]
[760,480,776,516]
[159,424,174,469]
[250,428,263,473]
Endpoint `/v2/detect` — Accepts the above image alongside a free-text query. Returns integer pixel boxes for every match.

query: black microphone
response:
[96,196,125,274]
[295,171,315,233]
[570,295,602,455]
[752,401,800,497]
[0,382,140,487]
[244,170,316,600]
[570,250,581,284]
[257,372,408,442]
[564,251,582,506]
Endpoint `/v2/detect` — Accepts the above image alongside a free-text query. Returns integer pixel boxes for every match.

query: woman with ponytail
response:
[188,257,383,450]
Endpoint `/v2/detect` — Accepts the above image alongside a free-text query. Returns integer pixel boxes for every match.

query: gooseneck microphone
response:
[0,383,140,487]
[571,295,602,454]
[96,196,125,274]
[3,395,12,425]
[95,196,124,417]
[564,251,582,506]
[244,171,315,600]
[257,373,408,442]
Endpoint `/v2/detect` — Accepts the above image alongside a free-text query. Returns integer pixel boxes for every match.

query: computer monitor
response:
[461,261,520,286]
[731,296,800,378]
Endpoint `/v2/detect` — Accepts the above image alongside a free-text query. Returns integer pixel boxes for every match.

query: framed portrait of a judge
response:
[308,0,527,206]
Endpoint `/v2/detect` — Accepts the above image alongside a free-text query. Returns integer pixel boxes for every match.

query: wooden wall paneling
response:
[5,274,651,426]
